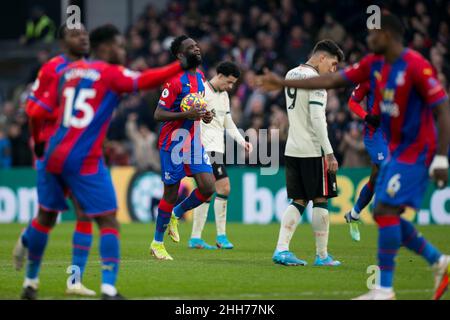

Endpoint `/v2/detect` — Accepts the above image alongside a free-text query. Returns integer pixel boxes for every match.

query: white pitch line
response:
[133,288,435,300]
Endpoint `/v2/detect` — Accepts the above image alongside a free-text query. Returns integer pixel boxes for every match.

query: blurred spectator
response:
[318,14,346,44]
[7,120,32,167]
[104,140,130,167]
[338,122,371,167]
[6,0,450,168]
[126,113,161,172]
[20,6,55,45]
[284,26,312,66]
[0,125,11,168]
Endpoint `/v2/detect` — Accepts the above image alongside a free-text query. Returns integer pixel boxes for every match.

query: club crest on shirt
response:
[395,71,405,86]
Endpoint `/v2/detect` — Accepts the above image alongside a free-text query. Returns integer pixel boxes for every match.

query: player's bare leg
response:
[66,197,96,297]
[312,198,340,266]
[95,213,124,300]
[273,199,307,266]
[170,172,215,243]
[16,208,58,300]
[345,163,379,242]
[151,182,179,260]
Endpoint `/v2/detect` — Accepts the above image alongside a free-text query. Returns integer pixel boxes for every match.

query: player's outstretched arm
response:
[430,100,450,188]
[257,68,348,91]
[135,62,183,90]
[109,61,183,94]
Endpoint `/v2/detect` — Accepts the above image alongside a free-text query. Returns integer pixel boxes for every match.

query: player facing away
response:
[258,13,450,300]
[20,24,195,300]
[14,24,97,297]
[189,61,253,250]
[150,35,216,260]
[344,81,388,242]
[272,40,343,267]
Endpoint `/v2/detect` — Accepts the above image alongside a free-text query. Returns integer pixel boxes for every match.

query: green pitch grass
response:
[0,223,449,300]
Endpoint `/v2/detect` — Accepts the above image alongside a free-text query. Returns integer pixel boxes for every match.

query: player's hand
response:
[326,153,339,174]
[242,141,253,153]
[255,68,284,92]
[429,155,449,189]
[34,142,46,158]
[185,106,206,120]
[202,110,213,124]
[127,113,138,122]
[364,114,381,128]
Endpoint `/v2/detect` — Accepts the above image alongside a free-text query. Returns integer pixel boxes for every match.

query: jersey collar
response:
[301,63,319,74]
[207,80,219,93]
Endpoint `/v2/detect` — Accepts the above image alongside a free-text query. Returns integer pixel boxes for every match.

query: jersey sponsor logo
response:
[380,88,399,117]
[377,152,385,161]
[380,102,400,117]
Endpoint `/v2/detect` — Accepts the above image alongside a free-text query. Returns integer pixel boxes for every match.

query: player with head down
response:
[150,35,216,260]
[258,13,450,300]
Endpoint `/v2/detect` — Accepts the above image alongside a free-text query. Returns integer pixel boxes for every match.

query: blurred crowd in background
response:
[1,0,450,170]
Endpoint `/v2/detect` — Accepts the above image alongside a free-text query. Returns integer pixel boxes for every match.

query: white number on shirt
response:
[62,88,95,128]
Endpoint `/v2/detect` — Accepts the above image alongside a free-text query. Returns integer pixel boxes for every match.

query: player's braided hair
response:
[312,39,345,63]
[89,24,120,50]
[170,35,189,57]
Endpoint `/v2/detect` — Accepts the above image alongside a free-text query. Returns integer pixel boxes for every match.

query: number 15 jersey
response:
[43,59,182,175]
[284,64,329,158]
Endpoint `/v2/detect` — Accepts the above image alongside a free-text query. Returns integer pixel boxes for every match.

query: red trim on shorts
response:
[374,215,400,228]
[31,218,51,234]
[158,198,175,213]
[75,221,93,235]
[184,164,193,176]
[86,209,117,217]
[194,188,209,202]
[38,204,63,213]
[100,228,119,238]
